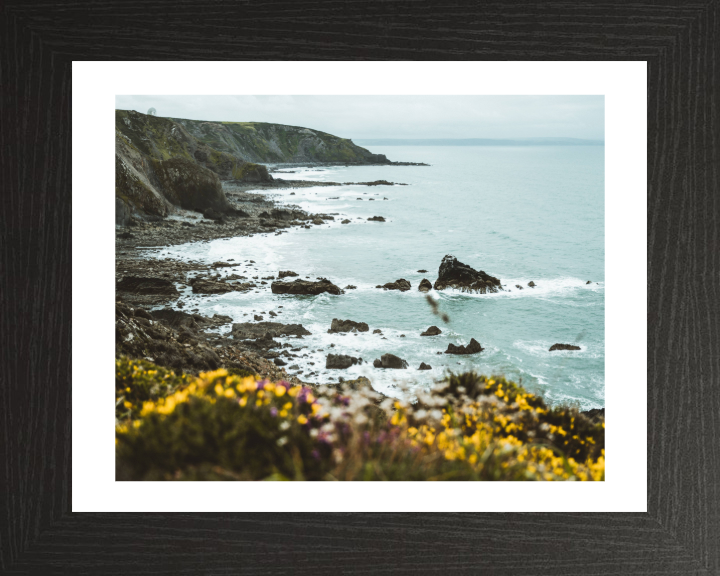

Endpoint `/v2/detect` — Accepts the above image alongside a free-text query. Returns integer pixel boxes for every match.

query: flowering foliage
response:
[115,358,605,481]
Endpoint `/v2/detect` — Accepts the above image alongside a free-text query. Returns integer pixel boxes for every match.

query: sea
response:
[150,145,605,409]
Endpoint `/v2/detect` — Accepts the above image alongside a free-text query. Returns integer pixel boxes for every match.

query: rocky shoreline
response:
[116,179,603,416]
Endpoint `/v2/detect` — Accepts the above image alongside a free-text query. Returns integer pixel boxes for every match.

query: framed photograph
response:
[3,2,718,574]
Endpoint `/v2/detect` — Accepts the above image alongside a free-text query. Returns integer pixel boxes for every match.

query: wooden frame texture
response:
[1,1,718,574]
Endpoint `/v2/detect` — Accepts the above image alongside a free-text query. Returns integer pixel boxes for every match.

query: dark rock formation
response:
[418,362,432,370]
[515,284,524,290]
[417,269,428,273]
[581,408,605,422]
[528,281,536,288]
[420,326,442,336]
[190,278,252,295]
[328,319,369,333]
[341,219,351,224]
[380,353,408,369]
[378,279,411,291]
[344,285,357,290]
[231,322,312,339]
[367,216,386,222]
[418,278,432,292]
[433,255,501,293]
[271,278,343,295]
[117,276,179,296]
[373,359,383,368]
[549,343,581,351]
[326,354,361,369]
[586,280,592,284]
[445,338,484,355]
[372,329,382,334]
[278,270,299,278]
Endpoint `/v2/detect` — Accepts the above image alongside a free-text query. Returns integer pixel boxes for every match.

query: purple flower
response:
[256,380,268,390]
[311,449,321,461]
[270,407,278,417]
[277,380,291,390]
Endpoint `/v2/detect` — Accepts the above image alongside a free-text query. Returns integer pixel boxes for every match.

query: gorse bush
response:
[115,357,605,481]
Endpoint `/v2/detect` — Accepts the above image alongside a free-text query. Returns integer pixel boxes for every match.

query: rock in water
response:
[549,343,581,351]
[367,216,386,222]
[418,362,432,370]
[515,284,524,290]
[418,278,432,292]
[271,278,343,295]
[190,278,252,295]
[116,276,179,296]
[328,319,370,333]
[586,280,592,284]
[232,322,312,339]
[373,359,383,368]
[420,326,442,336]
[433,255,501,293]
[417,269,428,273]
[528,281,536,288]
[278,270,299,278]
[445,338,484,355]
[326,354,361,369]
[378,279,411,291]
[381,353,409,369]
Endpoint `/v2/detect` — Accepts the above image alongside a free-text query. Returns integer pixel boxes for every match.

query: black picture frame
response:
[2,2,718,574]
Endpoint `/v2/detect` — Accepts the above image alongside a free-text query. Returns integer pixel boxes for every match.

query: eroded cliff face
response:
[115,109,388,224]
[170,118,391,164]
[115,110,270,223]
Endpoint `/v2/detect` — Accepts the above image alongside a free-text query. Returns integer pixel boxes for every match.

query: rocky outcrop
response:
[445,338,484,355]
[150,308,232,331]
[433,255,501,294]
[418,278,432,292]
[271,278,343,295]
[420,326,442,336]
[528,281,536,288]
[377,353,408,369]
[377,279,411,292]
[418,362,432,370]
[116,276,178,296]
[231,322,312,339]
[328,319,369,333]
[278,270,299,278]
[326,354,362,369]
[189,277,252,295]
[549,343,581,351]
[367,216,386,222]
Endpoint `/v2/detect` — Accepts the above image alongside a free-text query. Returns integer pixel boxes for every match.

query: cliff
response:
[169,117,391,164]
[115,110,390,224]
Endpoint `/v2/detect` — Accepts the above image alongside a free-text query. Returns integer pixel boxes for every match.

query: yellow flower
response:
[297,415,308,425]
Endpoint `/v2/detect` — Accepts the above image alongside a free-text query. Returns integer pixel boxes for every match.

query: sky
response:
[114,95,604,141]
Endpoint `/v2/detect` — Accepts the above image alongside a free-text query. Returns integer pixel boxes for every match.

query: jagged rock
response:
[312,218,324,225]
[515,284,524,290]
[418,362,432,370]
[373,359,383,368]
[417,269,428,273]
[326,354,361,369]
[528,281,536,288]
[433,255,501,294]
[445,338,484,355]
[273,358,287,366]
[380,353,408,369]
[278,270,299,278]
[231,322,312,339]
[328,319,369,333]
[254,315,264,321]
[190,278,252,295]
[372,329,383,334]
[420,326,442,337]
[586,280,592,284]
[378,279,411,291]
[367,216,386,222]
[133,308,153,320]
[581,408,605,422]
[341,219,351,224]
[418,278,432,292]
[117,276,179,296]
[549,343,581,351]
[271,278,343,295]
[344,285,357,290]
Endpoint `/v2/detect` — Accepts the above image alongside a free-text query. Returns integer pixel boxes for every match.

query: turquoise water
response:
[153,146,604,409]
